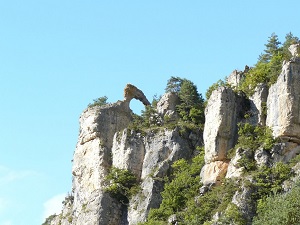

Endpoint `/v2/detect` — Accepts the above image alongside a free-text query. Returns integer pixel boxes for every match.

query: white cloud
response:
[0,197,9,214]
[0,220,13,225]
[42,193,66,221]
[0,165,38,186]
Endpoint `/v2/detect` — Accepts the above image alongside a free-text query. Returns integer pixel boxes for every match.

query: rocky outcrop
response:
[71,101,133,225]
[50,86,200,225]
[248,83,268,126]
[200,161,229,185]
[289,43,300,57]
[126,129,194,224]
[226,66,249,88]
[266,58,300,142]
[203,87,238,163]
[201,86,245,185]
[47,44,300,225]
[124,84,151,106]
[112,127,195,223]
[156,92,180,121]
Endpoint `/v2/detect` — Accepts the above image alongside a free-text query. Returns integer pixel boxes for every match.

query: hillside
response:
[43,35,300,225]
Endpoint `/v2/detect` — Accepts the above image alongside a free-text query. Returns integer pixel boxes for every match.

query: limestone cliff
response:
[48,85,201,225]
[46,44,300,225]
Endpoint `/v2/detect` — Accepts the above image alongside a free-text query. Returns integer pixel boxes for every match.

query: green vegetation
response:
[129,76,205,133]
[205,79,226,101]
[240,32,299,96]
[253,182,300,225]
[237,123,276,152]
[165,77,205,125]
[139,148,244,225]
[88,96,109,108]
[104,167,139,204]
[42,215,57,225]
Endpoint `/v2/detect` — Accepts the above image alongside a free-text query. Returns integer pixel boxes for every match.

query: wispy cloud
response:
[0,165,38,186]
[0,197,9,214]
[42,193,66,221]
[0,220,13,225]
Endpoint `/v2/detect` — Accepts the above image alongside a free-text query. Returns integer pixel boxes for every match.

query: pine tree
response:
[176,79,205,124]
[259,33,281,63]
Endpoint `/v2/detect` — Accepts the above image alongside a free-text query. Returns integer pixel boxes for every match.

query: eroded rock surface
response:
[203,87,238,163]
[50,86,200,225]
[124,83,151,106]
[266,58,300,142]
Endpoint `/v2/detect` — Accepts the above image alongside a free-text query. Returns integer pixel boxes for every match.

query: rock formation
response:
[266,57,300,142]
[201,87,238,185]
[49,85,200,225]
[47,44,300,225]
[124,84,151,106]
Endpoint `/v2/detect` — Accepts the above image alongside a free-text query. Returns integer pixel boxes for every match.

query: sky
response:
[0,1,300,224]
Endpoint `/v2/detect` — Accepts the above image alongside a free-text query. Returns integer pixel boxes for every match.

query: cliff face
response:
[200,46,300,183]
[49,85,201,225]
[48,45,300,225]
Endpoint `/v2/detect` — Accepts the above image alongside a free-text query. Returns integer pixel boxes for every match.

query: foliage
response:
[129,77,205,133]
[144,149,205,224]
[253,182,300,225]
[235,123,276,172]
[165,76,184,93]
[181,179,238,225]
[205,79,226,100]
[237,123,276,151]
[88,96,109,108]
[42,214,57,225]
[176,79,205,125]
[217,203,246,225]
[104,167,139,204]
[258,33,281,63]
[251,162,293,199]
[142,150,241,225]
[240,32,299,96]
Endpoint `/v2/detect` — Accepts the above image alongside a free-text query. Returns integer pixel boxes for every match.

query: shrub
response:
[145,150,205,223]
[253,182,300,225]
[88,96,109,108]
[104,167,139,204]
[237,123,276,152]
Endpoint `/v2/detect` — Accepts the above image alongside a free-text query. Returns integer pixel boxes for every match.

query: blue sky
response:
[0,1,299,224]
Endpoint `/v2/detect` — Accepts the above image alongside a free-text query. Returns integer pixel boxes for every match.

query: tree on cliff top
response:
[165,76,205,125]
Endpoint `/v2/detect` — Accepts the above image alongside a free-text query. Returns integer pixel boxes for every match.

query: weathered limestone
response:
[289,43,300,57]
[51,82,201,225]
[226,66,249,88]
[127,129,194,224]
[226,148,243,179]
[112,129,145,179]
[248,83,268,126]
[201,86,242,185]
[204,87,238,163]
[227,70,244,88]
[200,161,229,185]
[156,92,180,120]
[71,102,132,225]
[266,58,300,142]
[124,83,151,106]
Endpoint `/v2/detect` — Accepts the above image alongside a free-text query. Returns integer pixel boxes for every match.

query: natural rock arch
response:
[123,83,151,106]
